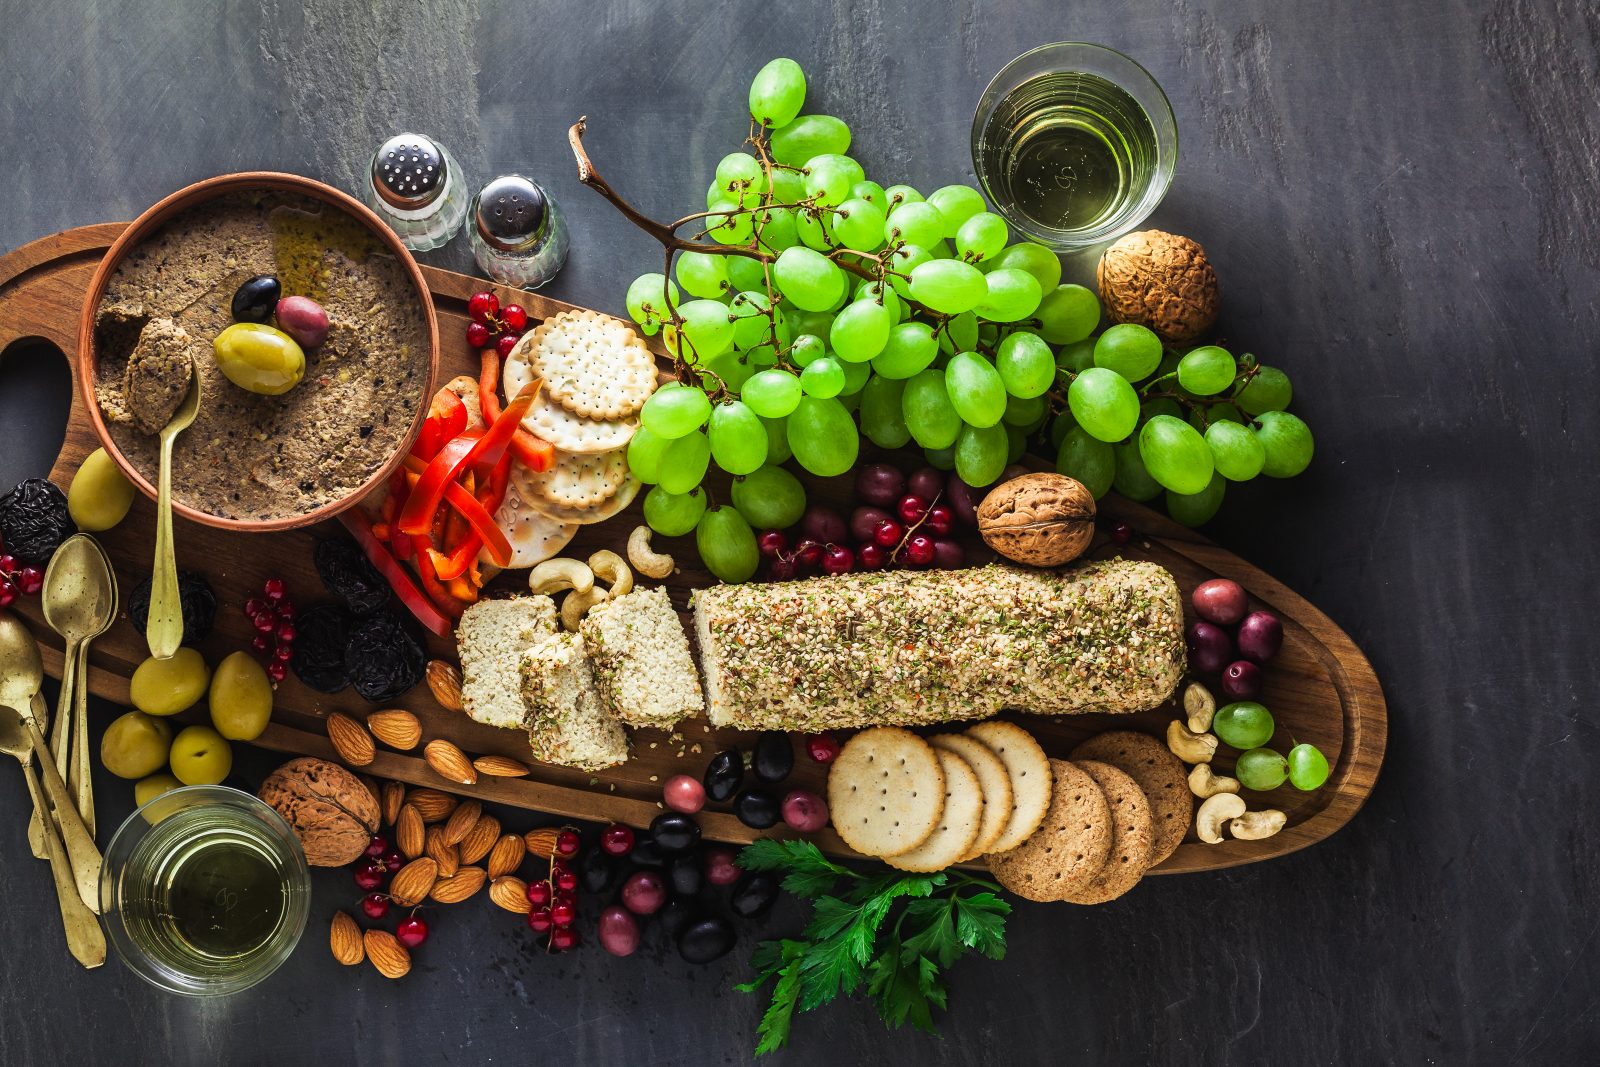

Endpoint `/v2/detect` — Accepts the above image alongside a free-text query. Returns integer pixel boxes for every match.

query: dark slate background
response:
[2,0,1596,1062]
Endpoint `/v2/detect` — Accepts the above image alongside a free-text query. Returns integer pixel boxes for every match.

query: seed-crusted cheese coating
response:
[580,586,705,728]
[518,632,628,771]
[694,560,1185,732]
[457,596,558,730]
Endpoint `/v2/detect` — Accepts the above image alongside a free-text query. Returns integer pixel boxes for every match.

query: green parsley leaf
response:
[952,891,1010,960]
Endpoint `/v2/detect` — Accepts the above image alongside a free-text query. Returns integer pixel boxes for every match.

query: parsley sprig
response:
[733,839,1010,1055]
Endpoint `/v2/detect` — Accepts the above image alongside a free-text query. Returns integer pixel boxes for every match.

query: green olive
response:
[212,323,305,395]
[129,647,210,716]
[134,772,183,817]
[208,650,273,741]
[169,725,232,785]
[100,711,174,779]
[67,447,136,531]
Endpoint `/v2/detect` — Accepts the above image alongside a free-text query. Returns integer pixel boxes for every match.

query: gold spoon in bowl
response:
[40,533,117,839]
[146,358,201,660]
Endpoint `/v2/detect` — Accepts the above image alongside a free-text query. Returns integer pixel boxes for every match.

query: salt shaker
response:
[469,174,570,289]
[364,133,469,252]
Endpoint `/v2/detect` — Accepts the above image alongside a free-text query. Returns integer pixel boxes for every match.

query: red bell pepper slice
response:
[411,388,469,462]
[415,548,468,621]
[397,382,538,537]
[400,454,512,567]
[479,350,556,473]
[338,509,454,636]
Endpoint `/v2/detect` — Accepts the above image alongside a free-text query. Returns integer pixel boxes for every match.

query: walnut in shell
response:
[1096,230,1219,344]
[977,473,1097,567]
[258,757,380,866]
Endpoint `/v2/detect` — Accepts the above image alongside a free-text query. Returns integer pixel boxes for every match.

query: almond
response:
[326,712,375,767]
[442,799,483,847]
[490,875,532,913]
[458,814,501,864]
[424,739,477,785]
[364,929,410,979]
[366,710,422,751]
[381,781,406,826]
[406,788,459,823]
[523,827,560,858]
[425,826,460,878]
[396,804,426,859]
[473,754,531,778]
[486,834,526,879]
[430,866,486,904]
[389,857,438,906]
[426,659,464,712]
[330,910,364,965]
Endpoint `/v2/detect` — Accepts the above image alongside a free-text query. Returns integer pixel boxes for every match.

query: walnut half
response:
[976,473,1097,567]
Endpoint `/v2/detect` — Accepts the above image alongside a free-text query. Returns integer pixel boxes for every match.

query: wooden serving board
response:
[0,223,1386,875]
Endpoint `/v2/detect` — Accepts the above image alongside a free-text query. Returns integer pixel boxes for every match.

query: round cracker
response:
[885,749,985,873]
[827,727,945,858]
[484,490,578,569]
[510,310,660,420]
[520,476,640,527]
[1058,760,1154,906]
[1069,731,1191,868]
[929,733,1013,860]
[965,721,1053,853]
[985,759,1111,902]
[515,448,628,510]
[522,393,638,454]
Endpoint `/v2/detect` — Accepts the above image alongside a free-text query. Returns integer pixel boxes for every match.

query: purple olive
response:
[598,905,640,957]
[1187,621,1234,674]
[274,295,330,348]
[944,475,981,527]
[1237,611,1284,664]
[850,506,894,542]
[1219,660,1263,700]
[703,846,741,886]
[1192,578,1248,626]
[621,870,666,915]
[932,539,966,569]
[854,464,905,508]
[781,789,829,832]
[801,505,848,546]
[907,466,946,503]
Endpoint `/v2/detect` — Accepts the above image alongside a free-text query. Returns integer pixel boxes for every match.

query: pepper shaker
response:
[469,174,569,289]
[364,133,470,252]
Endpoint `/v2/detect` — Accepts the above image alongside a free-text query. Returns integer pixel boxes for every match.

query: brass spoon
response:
[147,360,201,660]
[0,613,105,915]
[40,533,116,839]
[70,537,117,837]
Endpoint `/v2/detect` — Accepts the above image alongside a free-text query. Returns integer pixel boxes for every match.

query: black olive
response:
[650,812,702,855]
[579,849,622,896]
[752,731,794,783]
[703,749,744,802]
[733,788,780,829]
[629,832,666,868]
[730,872,780,918]
[231,275,281,323]
[666,854,703,896]
[656,895,699,940]
[678,916,737,964]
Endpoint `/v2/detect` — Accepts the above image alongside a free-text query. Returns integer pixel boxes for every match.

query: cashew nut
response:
[1184,682,1216,733]
[588,549,634,597]
[560,585,610,631]
[1188,763,1241,799]
[529,557,594,596]
[627,525,675,579]
[1166,719,1218,765]
[1195,793,1247,844]
[1229,809,1287,841]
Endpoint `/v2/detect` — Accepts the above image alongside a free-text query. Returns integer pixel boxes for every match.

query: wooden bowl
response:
[75,171,440,532]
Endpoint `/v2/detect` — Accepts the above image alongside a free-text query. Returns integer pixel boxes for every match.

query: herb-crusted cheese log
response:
[694,560,1184,732]
[580,586,705,728]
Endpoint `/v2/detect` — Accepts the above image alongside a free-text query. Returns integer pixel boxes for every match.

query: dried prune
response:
[0,479,75,566]
[313,539,390,616]
[344,608,425,702]
[127,571,217,641]
[289,603,352,693]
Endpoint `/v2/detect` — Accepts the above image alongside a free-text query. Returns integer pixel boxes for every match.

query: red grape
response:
[621,871,666,915]
[849,506,893,542]
[1220,660,1263,700]
[1192,579,1248,626]
[781,789,829,832]
[854,463,905,508]
[598,905,640,957]
[1187,621,1234,674]
[907,466,945,502]
[944,475,981,527]
[1237,611,1284,663]
[800,505,848,545]
[931,539,965,569]
[662,774,707,814]
[924,504,954,536]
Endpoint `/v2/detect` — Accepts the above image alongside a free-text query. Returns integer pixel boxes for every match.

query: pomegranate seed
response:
[263,578,287,601]
[465,320,492,349]
[276,621,297,642]
[365,834,388,858]
[360,892,390,919]
[903,534,936,566]
[266,661,288,683]
[555,829,581,857]
[857,542,885,569]
[600,824,635,856]
[396,916,429,948]
[525,881,552,907]
[872,520,903,548]
[1111,522,1133,544]
[353,862,385,892]
[251,635,271,654]
[549,926,579,951]
[756,530,788,558]
[793,539,823,567]
[897,495,929,524]
[924,504,954,536]
[821,544,854,575]
[805,733,840,763]
[495,333,520,359]
[0,584,15,611]
[12,566,40,596]
[467,291,499,324]
[553,867,578,893]
[526,907,553,933]
[0,553,16,573]
[501,304,529,333]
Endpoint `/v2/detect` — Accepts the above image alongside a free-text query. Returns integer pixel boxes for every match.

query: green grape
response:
[885,244,931,297]
[729,290,777,349]
[715,151,766,204]
[657,430,711,494]
[665,298,736,362]
[1003,392,1047,428]
[954,211,1008,261]
[1056,426,1115,498]
[1093,323,1163,381]
[753,207,799,254]
[742,368,803,418]
[1166,472,1224,526]
[730,464,807,528]
[1235,748,1288,791]
[1287,744,1331,791]
[749,57,807,129]
[853,278,904,322]
[1057,337,1096,373]
[988,242,1062,290]
[1004,422,1026,463]
[795,206,833,251]
[701,348,755,392]
[800,356,845,398]
[745,341,781,368]
[883,184,923,208]
[926,238,955,259]
[901,368,963,448]
[773,247,845,311]
[770,114,851,165]
[762,414,792,463]
[728,257,770,296]
[829,300,891,362]
[705,179,723,212]
[1254,411,1314,477]
[696,506,760,583]
[787,395,859,476]
[787,308,834,341]
[923,444,956,470]
[1112,438,1163,501]
[945,311,979,352]
[1177,346,1237,395]
[625,273,679,335]
[1067,367,1140,442]
[976,267,1043,322]
[995,332,1055,398]
[626,425,669,484]
[1205,402,1246,425]
[837,388,863,413]
[707,400,768,475]
[1236,365,1292,414]
[954,422,1009,487]
[925,185,986,236]
[1138,414,1214,495]
[945,351,1007,427]
[640,381,711,439]
[908,260,986,314]
[885,201,946,250]
[1205,420,1266,481]
[1141,396,1184,423]
[859,374,911,448]
[788,332,827,366]
[643,485,708,537]
[838,357,871,393]
[804,153,857,207]
[848,179,884,207]
[770,166,808,203]
[1035,284,1100,344]
[829,197,887,250]
[1215,701,1275,749]
[821,153,865,188]
[707,200,754,244]
[872,321,939,378]
[1049,407,1077,449]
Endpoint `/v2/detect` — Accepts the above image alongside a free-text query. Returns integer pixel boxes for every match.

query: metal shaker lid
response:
[372,134,447,208]
[473,175,549,253]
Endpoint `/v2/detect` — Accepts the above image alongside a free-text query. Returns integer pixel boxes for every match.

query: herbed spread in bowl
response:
[92,190,429,523]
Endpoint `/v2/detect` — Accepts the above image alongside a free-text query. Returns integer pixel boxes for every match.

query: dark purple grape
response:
[854,463,905,508]
[907,466,945,502]
[1000,464,1030,483]
[801,505,848,545]
[1187,621,1234,674]
[944,475,981,527]
[931,539,965,569]
[1237,611,1284,663]
[1220,660,1263,700]
[850,506,893,542]
[1192,579,1248,625]
[678,917,736,964]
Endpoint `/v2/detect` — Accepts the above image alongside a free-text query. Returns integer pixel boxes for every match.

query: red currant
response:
[501,304,529,333]
[600,824,635,856]
[276,621,296,642]
[821,544,854,575]
[365,834,388,858]
[263,578,287,601]
[353,861,386,891]
[857,542,885,569]
[793,538,823,568]
[495,333,520,359]
[549,926,579,951]
[15,567,41,596]
[266,661,288,684]
[0,581,16,611]
[526,907,553,933]
[896,495,929,524]
[550,901,576,928]
[555,829,581,857]
[396,916,429,948]
[245,597,268,618]
[757,529,788,558]
[805,733,841,763]
[274,643,293,662]
[525,881,552,907]
[924,504,954,536]
[465,320,492,349]
[553,867,578,893]
[467,291,500,324]
[253,613,276,633]
[360,892,390,920]
[0,553,15,573]
[251,635,271,654]
[275,601,295,621]
[381,849,405,873]
[1111,521,1133,544]
[872,520,904,548]
[903,534,936,566]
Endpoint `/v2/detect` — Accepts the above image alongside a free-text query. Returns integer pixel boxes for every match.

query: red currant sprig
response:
[466,290,530,357]
[0,536,45,610]
[524,826,582,953]
[244,577,296,684]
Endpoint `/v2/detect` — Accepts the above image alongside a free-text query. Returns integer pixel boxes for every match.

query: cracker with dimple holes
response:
[521,393,639,455]
[1058,760,1153,906]
[506,310,659,420]
[929,733,1013,861]
[965,721,1053,853]
[885,749,985,872]
[827,727,945,858]
[517,475,641,527]
[486,492,577,569]
[1069,730,1191,868]
[986,759,1111,902]
[516,448,628,511]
